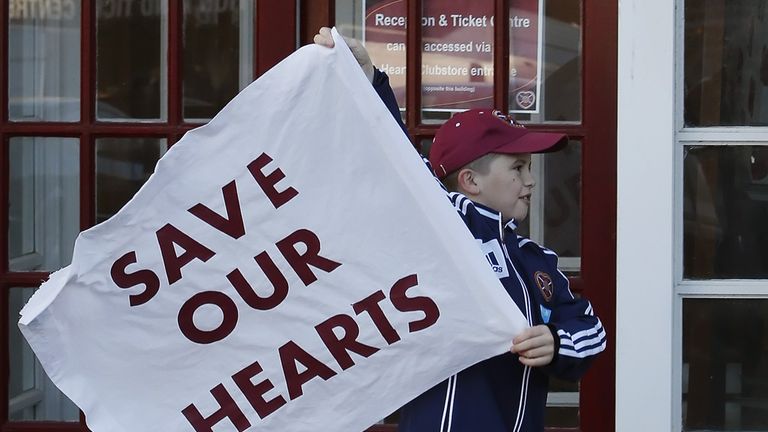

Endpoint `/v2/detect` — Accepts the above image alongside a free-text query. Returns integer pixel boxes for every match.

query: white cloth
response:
[19,28,527,432]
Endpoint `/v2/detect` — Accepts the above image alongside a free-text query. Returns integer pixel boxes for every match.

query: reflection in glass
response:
[337,0,581,124]
[9,0,81,121]
[9,288,80,421]
[8,138,80,271]
[96,0,167,120]
[517,141,581,265]
[356,0,496,121]
[685,0,768,126]
[419,137,433,158]
[334,0,366,43]
[545,377,579,428]
[545,407,579,428]
[421,0,495,115]
[183,0,253,120]
[542,141,581,257]
[550,376,579,393]
[684,146,768,278]
[95,138,167,223]
[337,0,407,123]
[511,0,581,124]
[683,299,768,430]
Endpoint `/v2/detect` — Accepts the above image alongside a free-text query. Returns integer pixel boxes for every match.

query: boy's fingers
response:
[313,34,333,47]
[512,325,549,343]
[510,339,529,353]
[511,327,535,346]
[511,333,549,353]
[518,345,553,360]
[516,344,554,367]
[511,337,540,354]
[512,325,555,367]
[511,325,553,350]
[518,354,552,367]
[313,34,334,48]
[313,27,334,48]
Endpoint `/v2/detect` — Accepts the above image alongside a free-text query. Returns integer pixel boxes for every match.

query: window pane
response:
[683,146,768,279]
[511,0,581,124]
[8,137,80,272]
[356,0,496,123]
[9,287,79,421]
[545,407,579,428]
[183,0,253,120]
[683,298,768,430]
[518,140,581,270]
[96,0,167,121]
[8,0,81,122]
[684,0,768,126]
[546,377,579,428]
[549,373,579,393]
[421,0,495,119]
[95,138,166,223]
[542,140,581,258]
[336,0,407,124]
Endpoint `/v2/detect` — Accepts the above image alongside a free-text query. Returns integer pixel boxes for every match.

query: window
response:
[679,1,768,430]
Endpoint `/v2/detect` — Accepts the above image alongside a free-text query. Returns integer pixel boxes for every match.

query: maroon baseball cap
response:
[428,109,568,179]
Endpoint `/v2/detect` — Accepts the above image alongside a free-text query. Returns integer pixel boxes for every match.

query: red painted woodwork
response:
[0,0,616,430]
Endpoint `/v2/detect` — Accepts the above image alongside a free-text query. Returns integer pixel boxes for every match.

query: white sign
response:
[19,28,526,432]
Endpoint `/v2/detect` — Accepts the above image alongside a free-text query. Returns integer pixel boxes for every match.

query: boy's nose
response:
[523,173,536,187]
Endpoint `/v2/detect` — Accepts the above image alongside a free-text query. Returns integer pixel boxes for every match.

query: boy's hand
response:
[313,27,375,83]
[510,325,555,367]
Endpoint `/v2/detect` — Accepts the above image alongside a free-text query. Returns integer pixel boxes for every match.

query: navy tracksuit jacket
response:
[372,69,607,432]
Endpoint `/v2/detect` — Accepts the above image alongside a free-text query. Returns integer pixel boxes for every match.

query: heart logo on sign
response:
[515,91,536,110]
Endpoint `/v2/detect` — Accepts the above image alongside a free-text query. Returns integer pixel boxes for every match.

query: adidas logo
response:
[477,239,509,279]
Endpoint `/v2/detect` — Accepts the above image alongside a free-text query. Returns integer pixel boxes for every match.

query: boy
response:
[314,28,606,432]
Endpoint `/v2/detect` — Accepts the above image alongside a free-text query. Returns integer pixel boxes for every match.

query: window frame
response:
[616,0,675,430]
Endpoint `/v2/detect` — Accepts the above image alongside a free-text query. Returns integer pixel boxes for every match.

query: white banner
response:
[19,29,527,432]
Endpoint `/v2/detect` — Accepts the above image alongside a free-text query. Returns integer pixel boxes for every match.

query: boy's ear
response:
[457,168,481,196]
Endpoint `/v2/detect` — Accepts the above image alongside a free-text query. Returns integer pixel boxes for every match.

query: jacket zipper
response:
[499,212,533,432]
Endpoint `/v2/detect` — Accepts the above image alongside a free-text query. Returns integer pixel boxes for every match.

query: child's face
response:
[473,153,535,223]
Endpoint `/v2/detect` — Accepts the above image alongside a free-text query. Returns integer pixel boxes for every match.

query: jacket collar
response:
[471,200,518,232]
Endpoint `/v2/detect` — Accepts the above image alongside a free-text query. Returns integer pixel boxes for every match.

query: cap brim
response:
[494,132,569,155]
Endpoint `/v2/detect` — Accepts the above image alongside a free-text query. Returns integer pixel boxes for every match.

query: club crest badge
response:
[534,271,554,302]
[515,90,536,110]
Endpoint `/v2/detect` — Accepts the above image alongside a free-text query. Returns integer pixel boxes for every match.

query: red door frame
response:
[579,2,617,430]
